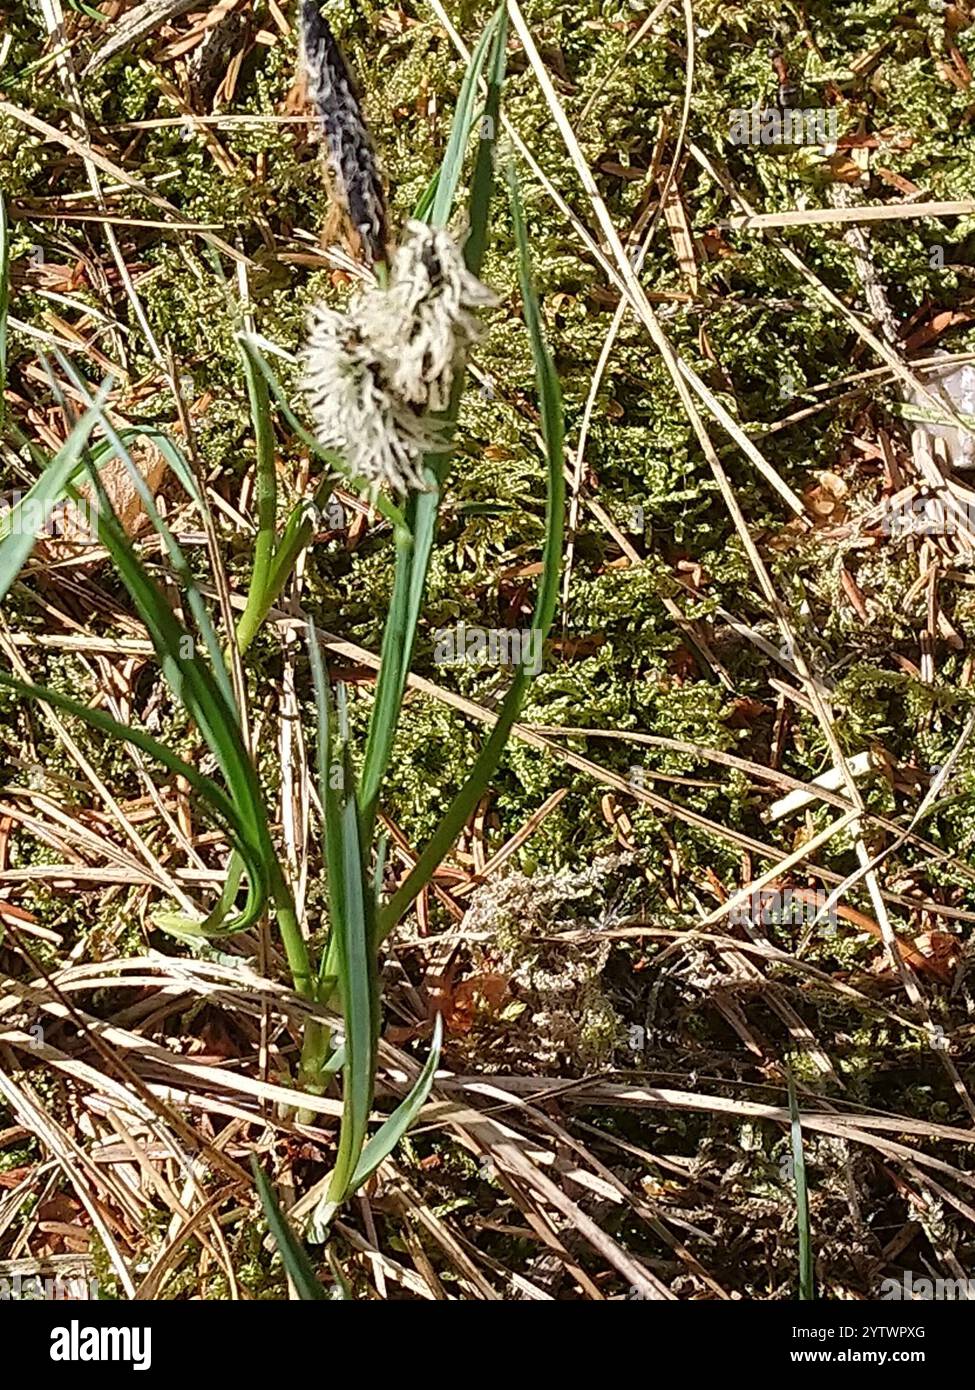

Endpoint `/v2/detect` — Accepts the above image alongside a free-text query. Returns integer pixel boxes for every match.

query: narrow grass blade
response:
[506,162,565,555]
[232,333,408,656]
[66,0,109,20]
[788,1069,815,1301]
[235,335,279,652]
[1,395,310,979]
[155,851,244,939]
[80,472,261,826]
[465,7,508,276]
[113,425,204,506]
[411,168,441,221]
[251,1158,327,1301]
[0,385,111,602]
[357,518,416,833]
[53,354,235,712]
[84,506,273,930]
[350,1014,442,1191]
[0,670,268,916]
[17,362,277,931]
[308,635,378,1207]
[329,777,376,1193]
[430,7,502,227]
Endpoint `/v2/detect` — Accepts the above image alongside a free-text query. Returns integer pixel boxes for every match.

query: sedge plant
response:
[0,5,564,1235]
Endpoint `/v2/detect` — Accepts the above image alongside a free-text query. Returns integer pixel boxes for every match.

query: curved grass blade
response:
[251,1158,327,1301]
[38,361,316,986]
[0,362,278,934]
[81,473,265,846]
[154,851,244,940]
[0,384,112,603]
[0,670,269,921]
[308,1016,443,1240]
[1,456,311,977]
[350,1014,442,1191]
[22,358,277,932]
[52,354,235,712]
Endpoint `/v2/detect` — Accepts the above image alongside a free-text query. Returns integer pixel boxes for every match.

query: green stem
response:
[236,520,308,656]
[236,341,278,651]
[357,496,425,843]
[270,864,331,1094]
[236,469,356,655]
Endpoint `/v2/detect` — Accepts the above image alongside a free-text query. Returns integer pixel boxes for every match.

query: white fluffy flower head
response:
[359,221,497,412]
[302,223,496,495]
[302,304,437,495]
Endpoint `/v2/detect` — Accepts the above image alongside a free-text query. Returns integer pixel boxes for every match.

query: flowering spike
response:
[359,222,498,412]
[302,224,496,495]
[302,305,440,495]
[300,0,388,267]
